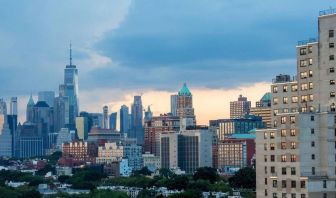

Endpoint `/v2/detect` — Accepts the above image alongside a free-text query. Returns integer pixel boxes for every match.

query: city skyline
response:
[1,1,335,128]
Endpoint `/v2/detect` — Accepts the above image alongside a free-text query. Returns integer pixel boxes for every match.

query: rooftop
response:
[319,7,336,17]
[297,38,318,46]
[178,83,192,96]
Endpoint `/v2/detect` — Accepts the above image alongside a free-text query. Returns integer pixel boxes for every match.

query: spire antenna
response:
[69,41,72,66]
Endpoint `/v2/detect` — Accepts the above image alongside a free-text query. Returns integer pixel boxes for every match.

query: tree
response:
[58,175,70,183]
[133,167,152,176]
[159,168,175,178]
[167,175,189,190]
[168,190,202,198]
[193,167,219,184]
[137,189,156,198]
[228,167,256,189]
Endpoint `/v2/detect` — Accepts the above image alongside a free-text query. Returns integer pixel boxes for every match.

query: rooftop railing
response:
[319,7,336,16]
[297,38,318,46]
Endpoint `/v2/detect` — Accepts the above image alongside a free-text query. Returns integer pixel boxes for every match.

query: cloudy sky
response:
[1,1,335,125]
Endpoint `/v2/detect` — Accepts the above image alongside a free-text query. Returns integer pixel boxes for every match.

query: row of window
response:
[299,58,313,67]
[299,45,313,55]
[273,85,297,93]
[267,192,306,198]
[266,179,306,189]
[299,70,313,79]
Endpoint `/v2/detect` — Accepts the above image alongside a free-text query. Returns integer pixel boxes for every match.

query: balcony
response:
[301,172,328,179]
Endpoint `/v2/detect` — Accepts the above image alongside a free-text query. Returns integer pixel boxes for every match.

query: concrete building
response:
[102,106,109,129]
[56,128,72,150]
[160,129,212,174]
[10,97,17,116]
[109,112,117,131]
[123,142,143,171]
[256,9,336,198]
[142,152,161,172]
[250,92,272,128]
[87,127,121,144]
[170,94,178,116]
[54,94,70,132]
[176,83,196,127]
[0,99,12,157]
[75,117,89,140]
[61,140,97,165]
[130,96,144,144]
[144,114,180,156]
[96,142,123,164]
[120,105,130,136]
[230,95,251,119]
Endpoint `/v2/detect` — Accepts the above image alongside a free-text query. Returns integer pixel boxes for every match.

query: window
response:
[331,92,335,97]
[291,180,296,188]
[265,166,267,173]
[281,116,287,124]
[273,86,278,93]
[331,103,336,112]
[281,155,287,162]
[290,129,296,136]
[309,106,314,112]
[281,142,286,149]
[300,48,306,55]
[265,178,267,185]
[283,85,288,92]
[309,70,313,77]
[273,98,278,105]
[302,107,307,112]
[309,58,313,65]
[312,154,315,160]
[291,108,298,112]
[283,108,289,113]
[264,143,267,150]
[264,132,268,139]
[309,94,314,101]
[291,155,297,162]
[301,83,308,90]
[330,67,335,73]
[301,194,306,198]
[330,43,335,48]
[291,194,296,198]
[330,80,335,85]
[300,60,307,67]
[271,166,275,173]
[281,129,287,137]
[282,167,287,175]
[271,155,275,162]
[273,180,278,188]
[311,128,315,134]
[292,96,298,103]
[283,97,288,104]
[282,180,287,188]
[290,116,295,123]
[300,181,305,188]
[265,190,268,196]
[264,156,267,162]
[311,115,315,121]
[309,82,313,89]
[300,72,307,79]
[330,55,335,61]
[273,193,278,198]
[330,30,334,38]
[270,132,275,139]
[311,141,315,147]
[274,109,279,115]
[312,167,315,175]
[301,95,308,102]
[291,85,298,91]
[291,142,297,149]
[308,46,313,53]
[323,180,327,188]
[270,143,275,150]
[291,167,296,175]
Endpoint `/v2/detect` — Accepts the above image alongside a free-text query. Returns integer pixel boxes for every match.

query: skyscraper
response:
[120,105,130,136]
[256,9,336,198]
[10,97,17,116]
[176,83,196,128]
[170,94,178,116]
[131,96,144,144]
[54,92,69,132]
[26,94,35,122]
[0,99,12,157]
[38,91,55,107]
[109,112,117,131]
[61,44,79,130]
[250,92,272,128]
[103,105,109,129]
[230,94,251,119]
[75,117,89,140]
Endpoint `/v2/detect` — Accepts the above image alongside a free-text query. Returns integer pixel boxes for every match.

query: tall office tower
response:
[26,94,35,122]
[89,113,103,128]
[75,117,89,140]
[170,94,178,116]
[102,105,109,129]
[256,9,336,198]
[230,94,251,119]
[250,92,272,128]
[10,97,17,116]
[0,99,12,157]
[32,101,54,133]
[144,114,180,156]
[120,105,130,136]
[131,96,144,144]
[56,128,72,150]
[160,129,212,173]
[38,91,55,107]
[144,106,153,122]
[176,83,196,128]
[109,112,117,131]
[61,44,79,130]
[54,93,70,132]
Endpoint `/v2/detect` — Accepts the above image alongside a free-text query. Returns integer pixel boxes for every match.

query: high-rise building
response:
[170,94,178,116]
[144,114,180,156]
[160,129,212,174]
[256,9,336,198]
[176,83,196,127]
[89,113,103,128]
[54,94,69,132]
[61,140,97,165]
[61,44,79,130]
[0,99,12,157]
[96,142,123,164]
[230,95,251,119]
[120,105,130,136]
[144,106,153,123]
[10,97,17,116]
[123,141,143,170]
[26,94,35,122]
[103,106,109,129]
[109,112,117,131]
[38,91,55,108]
[76,117,89,140]
[130,96,144,144]
[250,92,272,128]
